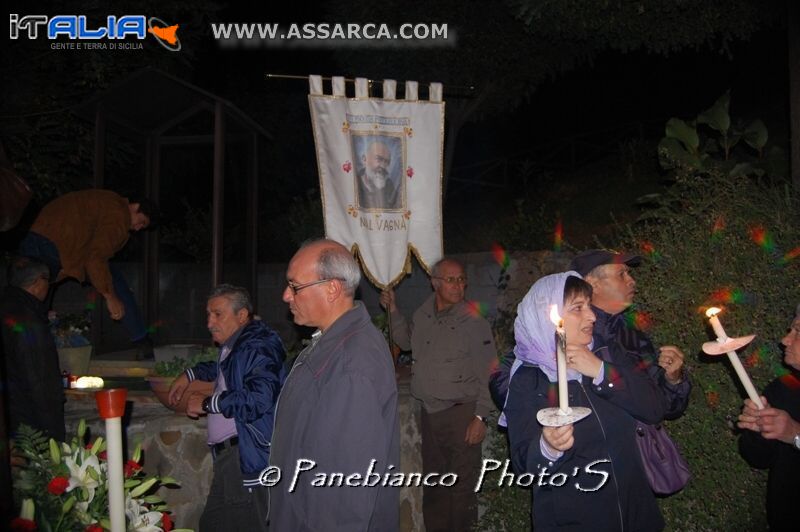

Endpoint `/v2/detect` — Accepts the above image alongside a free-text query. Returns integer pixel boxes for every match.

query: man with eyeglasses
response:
[1,256,65,441]
[381,258,496,532]
[270,238,400,531]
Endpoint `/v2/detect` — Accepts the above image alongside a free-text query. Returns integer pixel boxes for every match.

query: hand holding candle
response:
[703,307,764,409]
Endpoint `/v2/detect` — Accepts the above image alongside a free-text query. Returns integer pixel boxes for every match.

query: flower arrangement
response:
[11,422,186,532]
[49,310,91,348]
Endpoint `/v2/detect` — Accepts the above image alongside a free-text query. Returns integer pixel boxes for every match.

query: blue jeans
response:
[19,232,148,342]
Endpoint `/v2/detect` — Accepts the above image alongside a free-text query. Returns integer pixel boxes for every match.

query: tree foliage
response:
[618,168,799,530]
[1,0,220,204]
[508,0,781,55]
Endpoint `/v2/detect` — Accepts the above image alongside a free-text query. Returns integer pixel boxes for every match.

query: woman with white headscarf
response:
[504,272,664,531]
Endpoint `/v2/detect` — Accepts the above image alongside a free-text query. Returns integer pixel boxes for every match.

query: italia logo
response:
[9,14,181,51]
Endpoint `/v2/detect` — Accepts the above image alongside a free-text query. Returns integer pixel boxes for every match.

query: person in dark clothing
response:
[0,256,64,441]
[737,304,800,532]
[504,272,665,531]
[572,250,691,419]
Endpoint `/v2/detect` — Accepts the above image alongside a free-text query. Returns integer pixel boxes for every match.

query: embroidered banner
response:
[309,75,444,288]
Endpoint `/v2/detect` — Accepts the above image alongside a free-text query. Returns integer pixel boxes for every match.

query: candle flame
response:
[549,305,563,328]
[706,307,722,318]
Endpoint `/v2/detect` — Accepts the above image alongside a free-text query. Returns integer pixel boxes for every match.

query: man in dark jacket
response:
[168,284,285,532]
[270,239,400,531]
[737,304,800,531]
[570,249,691,419]
[0,256,64,441]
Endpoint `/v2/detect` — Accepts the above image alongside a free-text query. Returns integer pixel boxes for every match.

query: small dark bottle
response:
[62,370,70,389]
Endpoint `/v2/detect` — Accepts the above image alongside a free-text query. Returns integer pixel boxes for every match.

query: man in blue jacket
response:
[168,284,285,531]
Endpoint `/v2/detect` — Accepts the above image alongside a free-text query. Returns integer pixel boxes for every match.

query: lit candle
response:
[705,307,764,409]
[550,305,569,414]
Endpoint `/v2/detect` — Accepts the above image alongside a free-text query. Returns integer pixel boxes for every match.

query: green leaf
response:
[49,438,61,464]
[142,495,164,504]
[743,119,768,151]
[697,91,730,134]
[129,477,158,498]
[62,495,76,514]
[77,419,86,440]
[90,437,104,455]
[86,466,99,481]
[100,518,112,529]
[728,162,754,178]
[124,479,142,489]
[20,498,35,520]
[159,476,179,486]
[665,118,699,152]
[132,442,142,464]
[658,137,704,171]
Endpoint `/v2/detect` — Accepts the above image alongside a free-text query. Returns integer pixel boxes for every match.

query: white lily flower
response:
[125,493,164,532]
[64,449,103,503]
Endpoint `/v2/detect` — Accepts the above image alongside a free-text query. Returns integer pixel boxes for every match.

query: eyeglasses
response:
[433,276,467,285]
[286,278,335,295]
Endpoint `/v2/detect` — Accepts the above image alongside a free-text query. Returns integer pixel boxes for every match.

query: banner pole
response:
[266,73,476,93]
[386,301,398,366]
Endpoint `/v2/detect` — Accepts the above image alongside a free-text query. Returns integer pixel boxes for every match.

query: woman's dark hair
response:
[563,275,592,304]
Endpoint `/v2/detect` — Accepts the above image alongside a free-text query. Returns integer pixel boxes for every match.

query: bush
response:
[618,168,799,530]
[477,420,531,531]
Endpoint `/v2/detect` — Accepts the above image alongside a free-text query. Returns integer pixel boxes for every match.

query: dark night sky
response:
[2,1,790,257]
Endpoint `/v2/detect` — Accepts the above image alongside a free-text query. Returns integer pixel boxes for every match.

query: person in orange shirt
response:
[18,189,158,358]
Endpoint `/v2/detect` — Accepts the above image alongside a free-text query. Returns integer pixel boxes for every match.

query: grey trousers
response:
[199,444,269,531]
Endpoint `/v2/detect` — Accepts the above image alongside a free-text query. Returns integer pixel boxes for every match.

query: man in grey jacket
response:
[270,239,400,531]
[381,258,496,532]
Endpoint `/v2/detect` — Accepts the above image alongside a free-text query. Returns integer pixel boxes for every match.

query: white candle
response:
[105,416,125,532]
[705,307,764,409]
[96,389,127,532]
[550,305,569,414]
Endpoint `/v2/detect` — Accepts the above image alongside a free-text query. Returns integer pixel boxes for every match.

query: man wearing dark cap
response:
[570,249,691,419]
